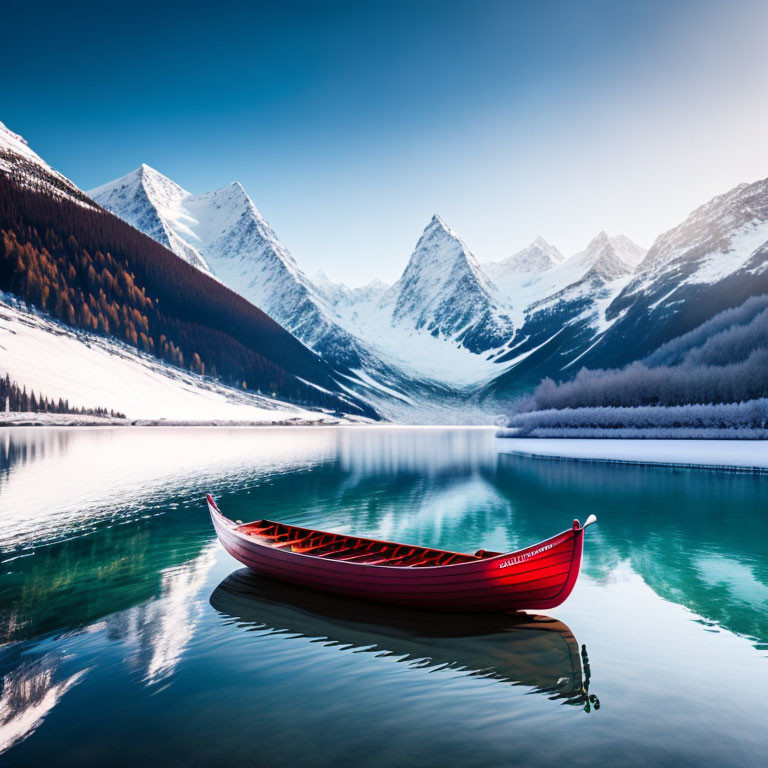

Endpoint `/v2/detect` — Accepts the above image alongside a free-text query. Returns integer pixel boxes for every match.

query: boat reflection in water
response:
[210,569,599,712]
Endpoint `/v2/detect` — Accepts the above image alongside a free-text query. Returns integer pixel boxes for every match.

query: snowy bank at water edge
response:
[0,412,130,427]
[0,412,354,427]
[0,296,373,424]
[495,437,768,472]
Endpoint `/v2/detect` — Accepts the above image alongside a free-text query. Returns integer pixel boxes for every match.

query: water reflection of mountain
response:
[0,652,88,756]
[215,441,510,555]
[0,506,213,646]
[0,545,215,756]
[337,427,496,477]
[496,453,768,648]
[210,570,598,711]
[100,544,217,685]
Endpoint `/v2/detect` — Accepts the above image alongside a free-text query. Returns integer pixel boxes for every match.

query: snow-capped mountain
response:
[90,165,374,371]
[389,215,514,353]
[479,232,647,396]
[83,131,768,417]
[483,236,563,283]
[489,232,645,312]
[575,176,768,370]
[90,166,473,419]
[91,167,518,410]
[0,121,94,208]
[576,231,646,283]
[89,165,211,271]
[313,271,389,310]
[0,120,378,422]
[318,215,520,388]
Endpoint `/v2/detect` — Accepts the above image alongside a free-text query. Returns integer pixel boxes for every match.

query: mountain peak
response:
[391,218,512,353]
[425,213,454,239]
[429,212,446,226]
[575,231,646,283]
[0,121,47,167]
[225,180,249,198]
[483,236,563,280]
[406,215,474,273]
[587,231,610,249]
[0,120,96,208]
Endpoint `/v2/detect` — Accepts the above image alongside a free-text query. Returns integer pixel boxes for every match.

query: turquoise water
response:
[1,426,767,767]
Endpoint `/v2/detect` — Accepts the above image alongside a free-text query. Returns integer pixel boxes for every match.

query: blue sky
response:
[5,0,768,284]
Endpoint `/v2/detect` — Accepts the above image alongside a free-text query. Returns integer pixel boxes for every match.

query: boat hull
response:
[208,497,587,613]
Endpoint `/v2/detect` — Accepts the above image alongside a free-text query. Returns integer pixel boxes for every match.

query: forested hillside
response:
[502,294,768,437]
[0,174,375,418]
[0,372,124,417]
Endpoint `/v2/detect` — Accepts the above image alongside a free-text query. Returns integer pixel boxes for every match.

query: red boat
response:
[207,494,596,613]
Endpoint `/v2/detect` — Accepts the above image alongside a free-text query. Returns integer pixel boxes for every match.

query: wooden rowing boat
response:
[207,494,596,612]
[210,568,599,709]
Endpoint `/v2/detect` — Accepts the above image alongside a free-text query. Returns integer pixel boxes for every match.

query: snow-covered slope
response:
[90,167,479,418]
[483,236,563,283]
[91,168,521,409]
[388,215,514,353]
[321,216,519,386]
[490,232,645,317]
[89,165,379,373]
[88,165,211,270]
[313,271,389,310]
[617,179,768,300]
[577,176,768,369]
[480,232,647,396]
[0,294,355,423]
[0,121,95,208]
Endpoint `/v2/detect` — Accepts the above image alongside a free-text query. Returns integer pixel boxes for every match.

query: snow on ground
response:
[0,295,356,423]
[682,219,768,286]
[496,437,768,471]
[330,298,505,386]
[0,412,128,426]
[0,121,51,168]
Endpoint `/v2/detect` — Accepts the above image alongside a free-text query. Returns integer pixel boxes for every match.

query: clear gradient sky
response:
[4,0,768,284]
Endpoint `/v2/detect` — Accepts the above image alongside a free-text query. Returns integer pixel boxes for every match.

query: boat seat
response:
[474,549,501,559]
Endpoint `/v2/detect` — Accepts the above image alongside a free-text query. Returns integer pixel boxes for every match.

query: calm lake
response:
[1,426,767,767]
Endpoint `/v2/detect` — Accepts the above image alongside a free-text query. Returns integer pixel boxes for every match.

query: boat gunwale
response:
[208,496,583,573]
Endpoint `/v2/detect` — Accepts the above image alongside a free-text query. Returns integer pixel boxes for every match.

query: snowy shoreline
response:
[495,436,768,473]
[0,412,363,428]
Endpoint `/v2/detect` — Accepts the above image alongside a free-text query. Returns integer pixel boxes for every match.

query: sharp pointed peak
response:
[0,120,45,165]
[224,180,248,195]
[114,162,180,190]
[207,179,255,207]
[426,213,455,232]
[134,162,167,179]
[611,232,645,249]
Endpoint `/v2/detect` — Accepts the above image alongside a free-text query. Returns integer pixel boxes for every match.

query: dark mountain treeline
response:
[519,294,768,412]
[0,174,373,417]
[0,372,125,418]
[503,293,768,436]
